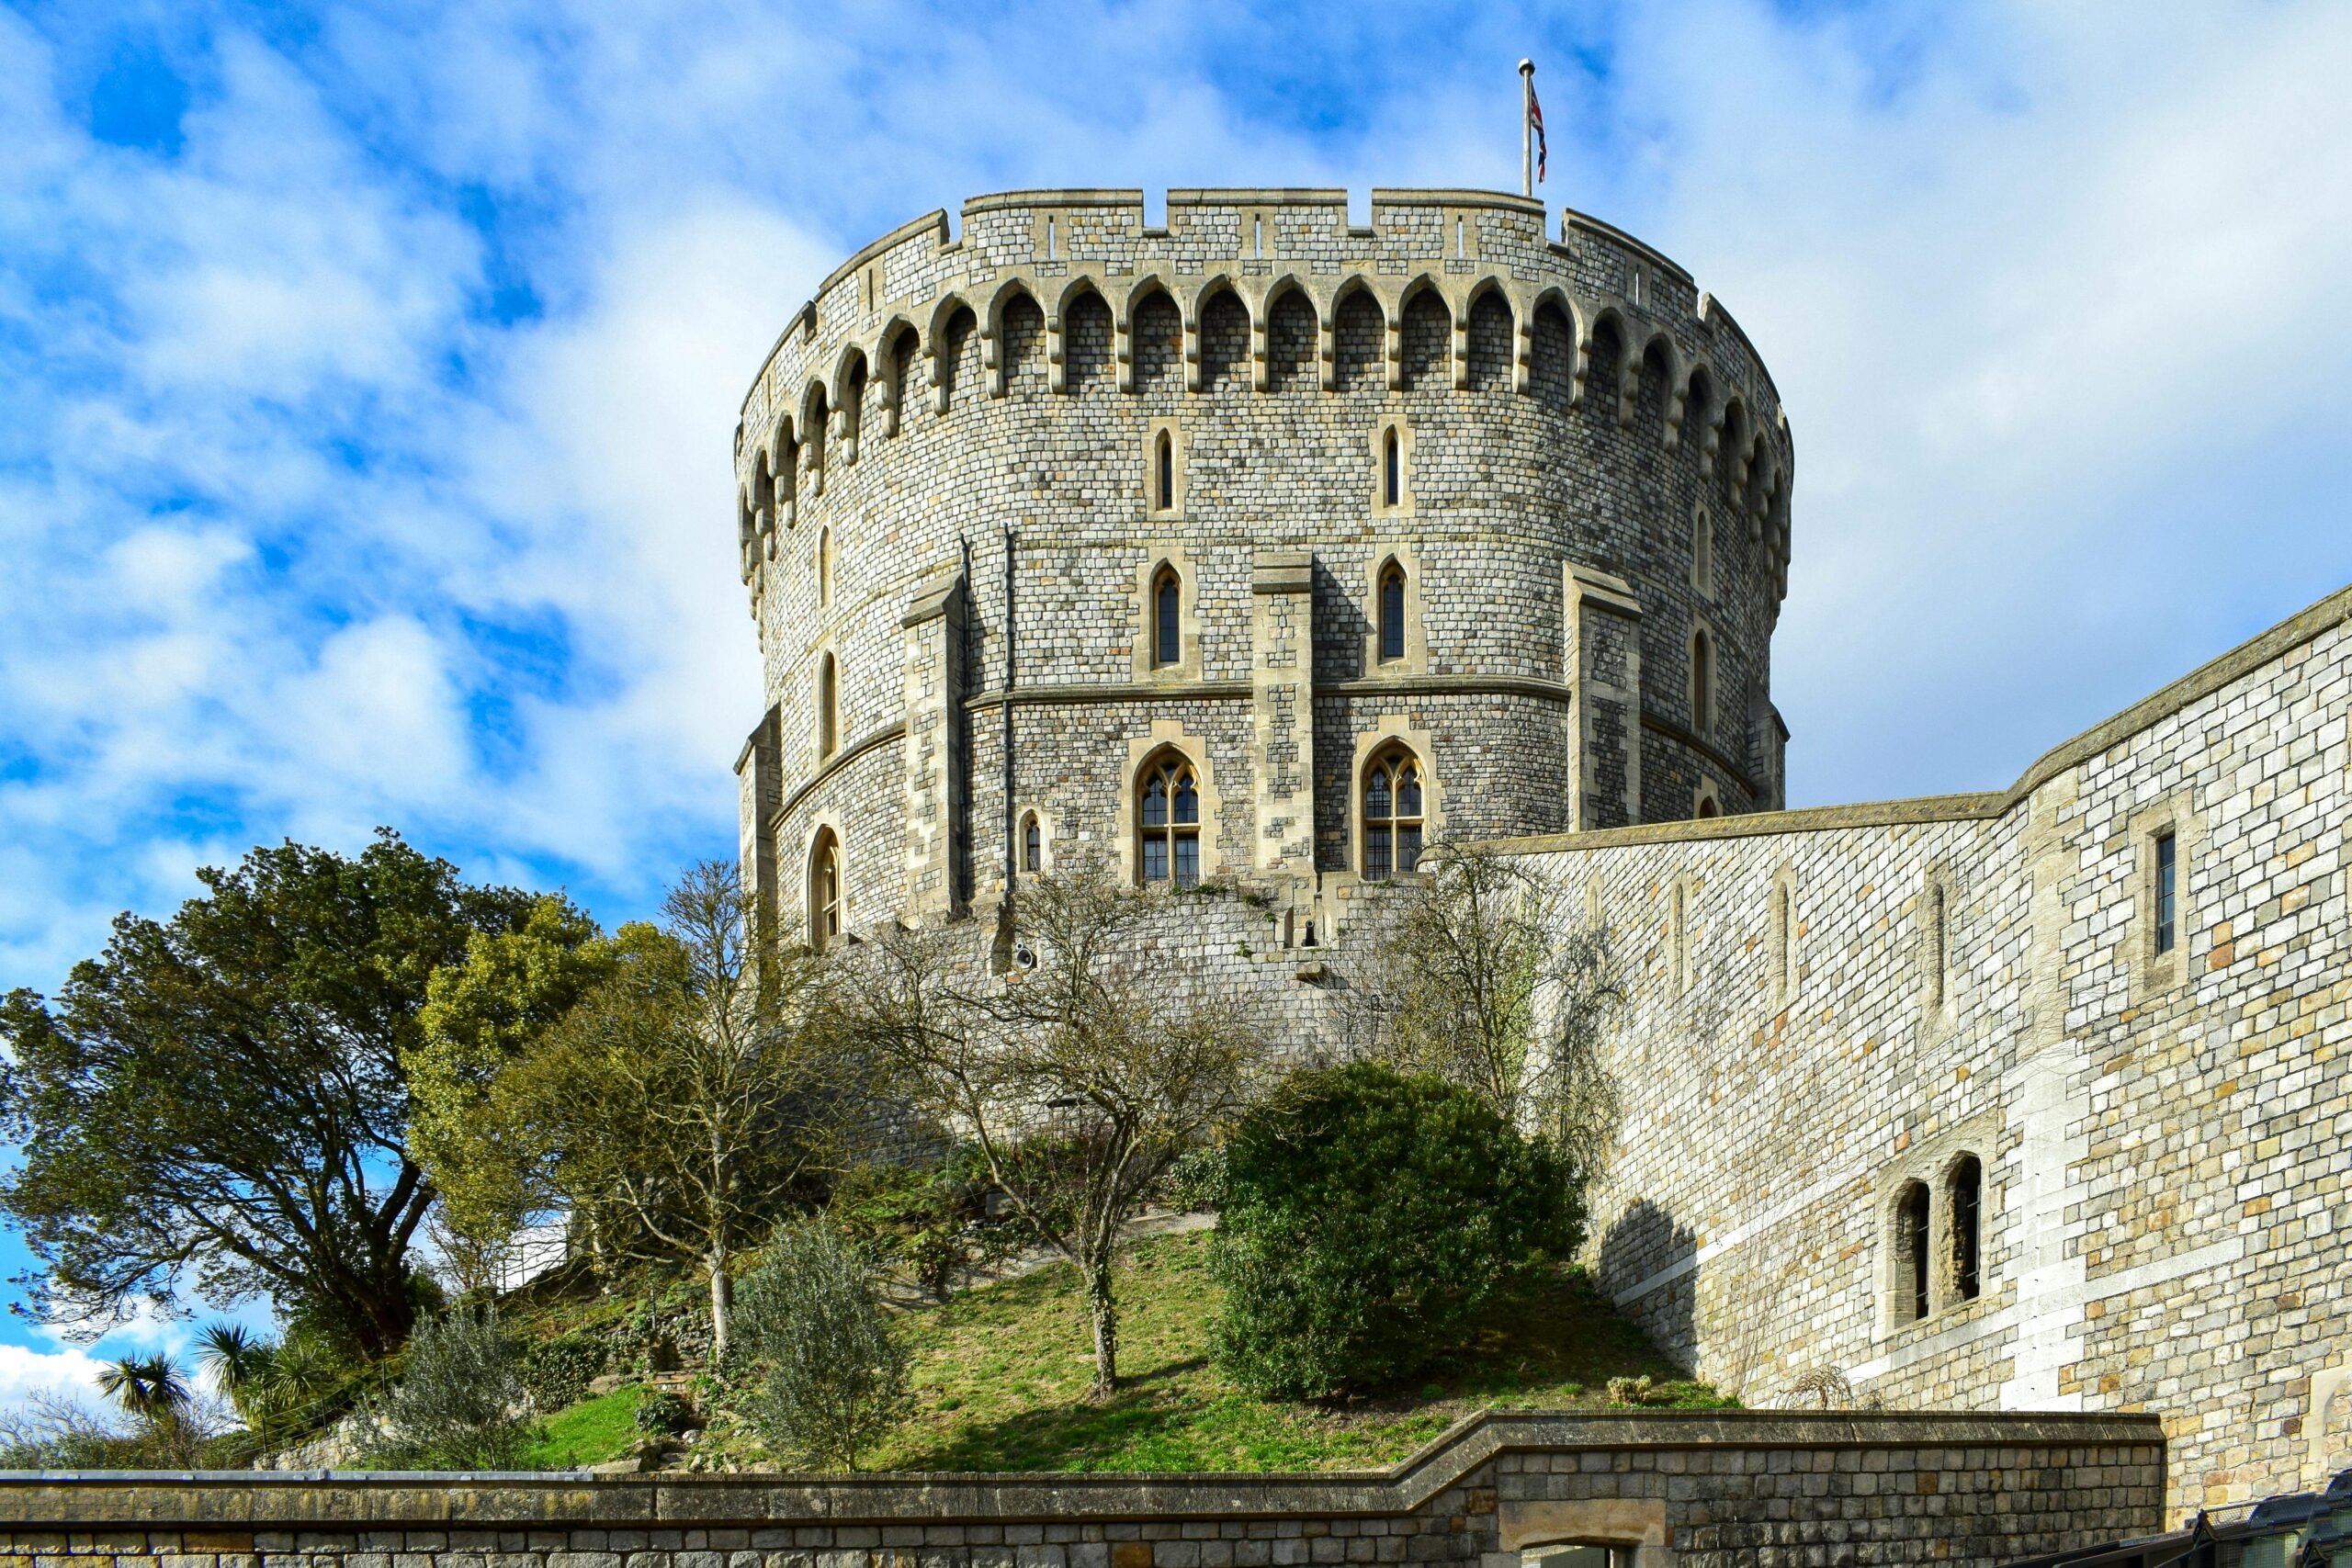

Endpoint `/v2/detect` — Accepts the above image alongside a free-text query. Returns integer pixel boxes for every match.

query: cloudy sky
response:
[3,0,2350,1393]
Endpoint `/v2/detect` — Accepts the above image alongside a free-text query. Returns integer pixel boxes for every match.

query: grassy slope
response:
[522,1384,643,1469]
[675,1230,1725,1474]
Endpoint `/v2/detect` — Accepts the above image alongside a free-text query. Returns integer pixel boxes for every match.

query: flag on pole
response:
[1529,83,1547,183]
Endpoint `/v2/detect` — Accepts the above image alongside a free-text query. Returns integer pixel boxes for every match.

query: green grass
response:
[522,1385,642,1470]
[674,1229,1726,1473]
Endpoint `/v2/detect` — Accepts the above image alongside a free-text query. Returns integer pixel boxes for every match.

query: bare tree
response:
[485,862,850,1360]
[1368,843,1624,1176]
[841,863,1266,1400]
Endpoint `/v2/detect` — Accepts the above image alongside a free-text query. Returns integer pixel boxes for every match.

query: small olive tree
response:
[367,1309,532,1470]
[1366,843,1624,1176]
[733,1221,910,1471]
[839,863,1267,1400]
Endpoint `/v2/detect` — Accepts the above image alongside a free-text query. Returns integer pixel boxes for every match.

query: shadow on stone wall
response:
[1597,1196,1700,1374]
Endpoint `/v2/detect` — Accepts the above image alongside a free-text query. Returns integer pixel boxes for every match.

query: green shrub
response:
[633,1388,694,1437]
[1209,1062,1583,1400]
[733,1220,911,1471]
[365,1310,532,1470]
[830,1154,1019,1298]
[521,1333,607,1411]
[1161,1142,1227,1213]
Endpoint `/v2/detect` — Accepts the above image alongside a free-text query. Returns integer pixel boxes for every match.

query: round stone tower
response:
[731,187,1792,944]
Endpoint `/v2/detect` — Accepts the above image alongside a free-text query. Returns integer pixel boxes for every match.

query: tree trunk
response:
[708,1247,733,1363]
[1085,1259,1119,1401]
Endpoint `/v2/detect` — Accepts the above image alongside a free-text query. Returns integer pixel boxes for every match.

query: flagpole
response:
[1520,59,1535,198]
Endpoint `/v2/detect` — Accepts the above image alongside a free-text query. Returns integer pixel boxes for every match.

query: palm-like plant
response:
[94,1354,190,1425]
[194,1323,274,1395]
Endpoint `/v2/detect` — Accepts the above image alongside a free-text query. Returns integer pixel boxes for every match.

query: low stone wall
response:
[0,1412,2164,1568]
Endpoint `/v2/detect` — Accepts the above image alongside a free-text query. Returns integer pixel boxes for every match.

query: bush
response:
[633,1388,694,1437]
[732,1220,911,1471]
[521,1333,607,1411]
[1161,1142,1227,1212]
[1209,1062,1583,1400]
[830,1155,1016,1299]
[365,1310,533,1470]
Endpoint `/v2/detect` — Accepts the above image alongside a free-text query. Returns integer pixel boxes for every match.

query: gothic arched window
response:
[1157,430,1174,512]
[818,525,833,606]
[1949,1156,1982,1303]
[808,828,842,949]
[1022,812,1042,874]
[817,653,839,759]
[1152,566,1182,669]
[1378,563,1407,663]
[1137,752,1201,888]
[1383,427,1401,507]
[1363,747,1425,880]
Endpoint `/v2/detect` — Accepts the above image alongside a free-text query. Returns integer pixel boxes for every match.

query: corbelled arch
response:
[982,276,1041,398]
[872,317,919,435]
[1048,275,1110,394]
[1325,274,1385,392]
[828,344,869,464]
[1526,285,1586,407]
[924,292,978,412]
[1115,273,1175,395]
[797,379,830,496]
[1674,362,1715,454]
[1252,273,1314,392]
[1461,278,1515,396]
[1635,330,1683,446]
[1584,305,1640,428]
[1187,274,1247,392]
[1259,275,1317,394]
[1390,272,1450,392]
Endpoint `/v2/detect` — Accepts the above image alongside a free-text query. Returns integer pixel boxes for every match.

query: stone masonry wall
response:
[1492,585,2352,1526]
[0,1413,2162,1568]
[733,188,1793,946]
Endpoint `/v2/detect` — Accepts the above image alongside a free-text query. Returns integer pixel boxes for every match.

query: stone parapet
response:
[0,1411,2163,1567]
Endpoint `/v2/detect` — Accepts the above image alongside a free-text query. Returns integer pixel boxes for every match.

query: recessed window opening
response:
[1157,431,1174,511]
[1252,215,1262,257]
[1046,217,1057,258]
[1152,566,1181,668]
[1900,1181,1931,1322]
[1378,563,1407,663]
[808,828,842,950]
[2154,831,2177,955]
[1690,630,1713,739]
[1363,748,1424,881]
[818,653,838,759]
[1670,879,1691,991]
[1773,879,1793,998]
[1693,507,1713,596]
[818,526,832,605]
[1950,1156,1982,1303]
[1384,428,1400,507]
[1454,216,1464,259]
[1138,754,1201,888]
[1022,812,1042,874]
[1695,794,1721,819]
[1926,882,1948,1009]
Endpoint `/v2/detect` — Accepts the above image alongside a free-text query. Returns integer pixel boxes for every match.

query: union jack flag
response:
[1529,84,1547,182]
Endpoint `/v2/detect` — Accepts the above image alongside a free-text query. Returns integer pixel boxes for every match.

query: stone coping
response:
[1479,577,2352,857]
[0,1410,2164,1529]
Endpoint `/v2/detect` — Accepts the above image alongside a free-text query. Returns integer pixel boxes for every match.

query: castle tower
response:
[732,188,1792,942]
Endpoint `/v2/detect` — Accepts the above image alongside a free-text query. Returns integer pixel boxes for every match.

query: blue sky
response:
[4,0,2351,1398]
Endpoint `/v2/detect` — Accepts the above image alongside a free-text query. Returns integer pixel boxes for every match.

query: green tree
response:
[1209,1062,1583,1399]
[403,896,639,1264]
[842,863,1266,1400]
[454,862,852,1360]
[1365,843,1623,1176]
[0,832,536,1356]
[734,1220,911,1471]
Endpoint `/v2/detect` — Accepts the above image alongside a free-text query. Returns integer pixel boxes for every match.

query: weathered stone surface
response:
[0,1412,2157,1568]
